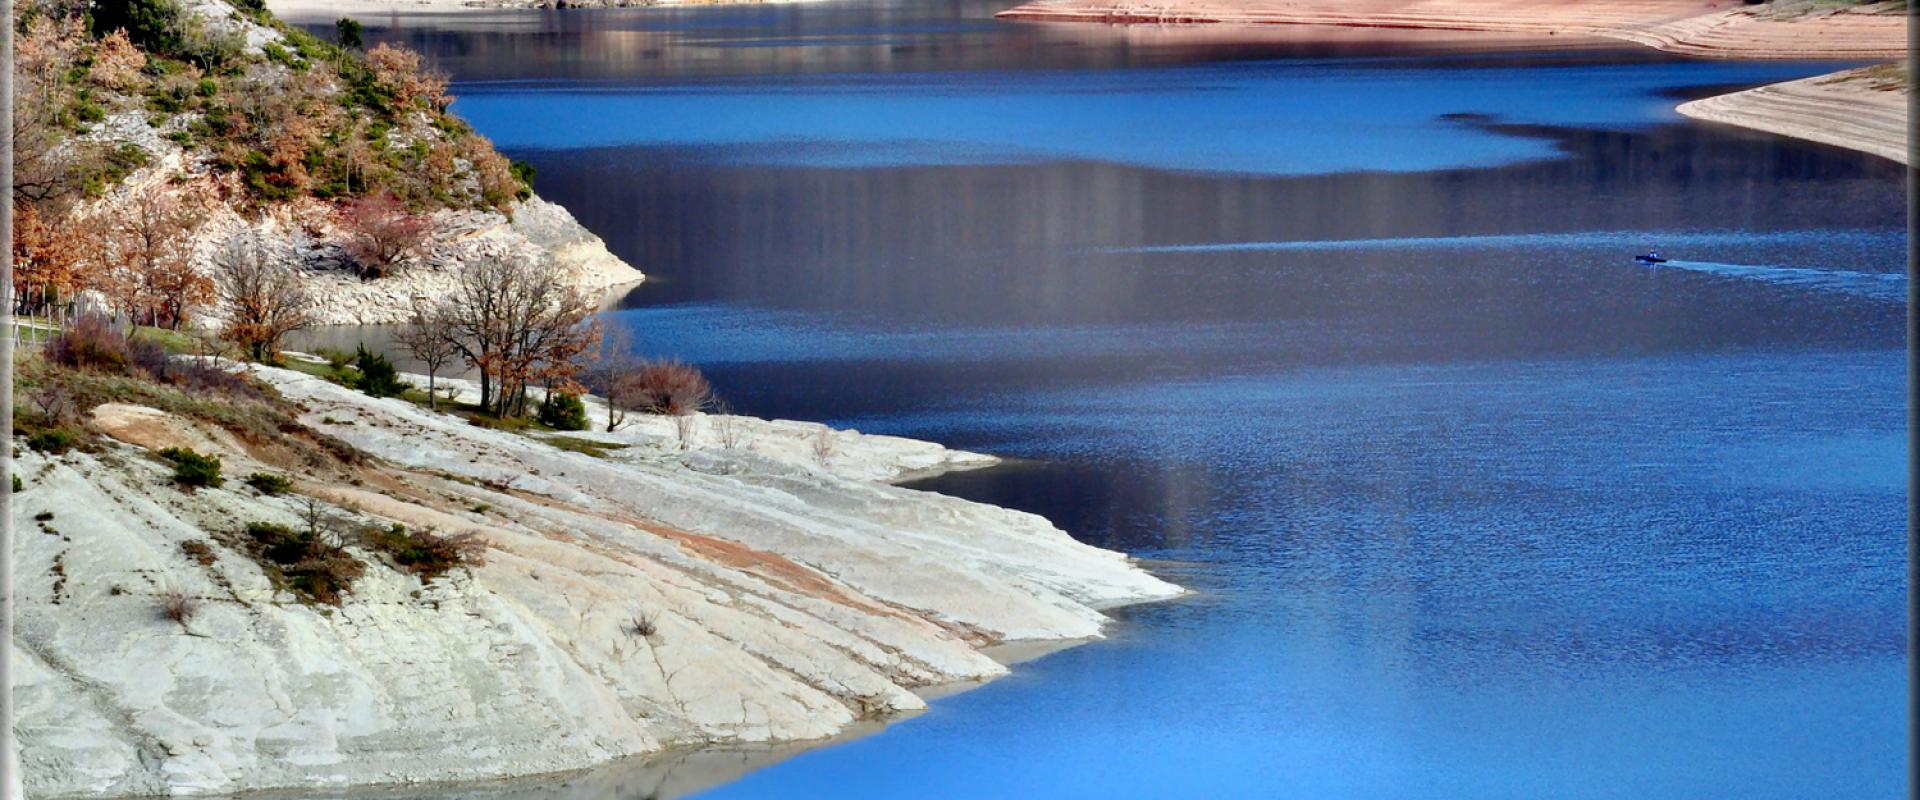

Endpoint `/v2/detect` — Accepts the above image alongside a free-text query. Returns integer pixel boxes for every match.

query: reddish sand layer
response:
[995,0,1909,59]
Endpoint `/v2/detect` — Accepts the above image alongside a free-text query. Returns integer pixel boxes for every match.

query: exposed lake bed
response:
[275,1,1908,797]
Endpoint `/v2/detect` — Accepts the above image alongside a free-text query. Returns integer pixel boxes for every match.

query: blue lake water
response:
[450,59,1836,173]
[309,2,1907,796]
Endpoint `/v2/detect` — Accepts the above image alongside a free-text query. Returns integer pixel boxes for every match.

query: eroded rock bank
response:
[1677,64,1909,165]
[12,364,1179,798]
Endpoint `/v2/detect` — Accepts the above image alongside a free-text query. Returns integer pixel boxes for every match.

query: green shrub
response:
[351,343,407,399]
[241,521,364,605]
[160,447,223,488]
[92,0,187,56]
[245,472,293,495]
[27,430,74,455]
[11,475,22,493]
[537,392,589,431]
[315,347,353,371]
[365,524,483,582]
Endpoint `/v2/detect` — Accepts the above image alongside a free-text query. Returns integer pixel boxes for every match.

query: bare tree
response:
[213,230,312,362]
[579,324,642,432]
[629,359,712,416]
[812,427,836,467]
[395,298,459,411]
[711,400,743,450]
[674,413,697,451]
[437,253,598,418]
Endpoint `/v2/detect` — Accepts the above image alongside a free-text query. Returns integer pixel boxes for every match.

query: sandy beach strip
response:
[1677,65,1909,165]
[993,0,1909,60]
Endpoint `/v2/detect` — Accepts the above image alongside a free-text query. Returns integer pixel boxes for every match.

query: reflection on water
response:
[289,2,1907,798]
[286,0,1629,80]
[447,60,1842,174]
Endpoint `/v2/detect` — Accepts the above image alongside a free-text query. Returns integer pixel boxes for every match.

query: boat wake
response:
[1650,260,1907,302]
[1095,230,1907,302]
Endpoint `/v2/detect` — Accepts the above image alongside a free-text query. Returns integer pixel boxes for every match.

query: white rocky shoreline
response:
[12,362,1182,798]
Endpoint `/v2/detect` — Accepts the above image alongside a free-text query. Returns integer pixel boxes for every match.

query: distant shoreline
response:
[992,0,1908,60]
[992,0,1908,163]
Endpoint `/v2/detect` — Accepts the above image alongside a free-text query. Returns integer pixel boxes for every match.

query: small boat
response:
[1636,251,1668,265]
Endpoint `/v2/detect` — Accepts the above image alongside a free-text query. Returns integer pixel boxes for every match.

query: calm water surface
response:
[298,2,1906,796]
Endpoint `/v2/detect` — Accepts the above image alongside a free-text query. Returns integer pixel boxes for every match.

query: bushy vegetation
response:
[245,471,293,495]
[629,360,713,416]
[351,343,407,398]
[364,523,484,582]
[537,392,589,431]
[238,520,364,605]
[156,589,202,627]
[27,429,75,455]
[15,316,365,468]
[46,313,132,372]
[10,0,531,329]
[179,538,218,566]
[161,446,223,488]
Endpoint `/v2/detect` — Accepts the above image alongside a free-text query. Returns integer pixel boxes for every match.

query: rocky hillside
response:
[12,356,1180,797]
[14,0,642,326]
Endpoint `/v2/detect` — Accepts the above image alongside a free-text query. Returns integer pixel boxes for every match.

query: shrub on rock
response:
[351,343,407,398]
[160,447,223,488]
[629,360,712,416]
[365,524,484,582]
[47,314,130,373]
[537,392,589,431]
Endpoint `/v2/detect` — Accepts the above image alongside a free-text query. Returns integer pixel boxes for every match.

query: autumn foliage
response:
[98,184,213,330]
[8,0,538,347]
[428,254,600,418]
[12,203,93,313]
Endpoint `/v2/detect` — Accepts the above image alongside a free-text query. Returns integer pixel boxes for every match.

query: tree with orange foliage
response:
[365,43,450,112]
[13,13,90,204]
[12,202,95,314]
[88,28,148,90]
[459,134,523,210]
[222,64,346,199]
[101,184,211,329]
